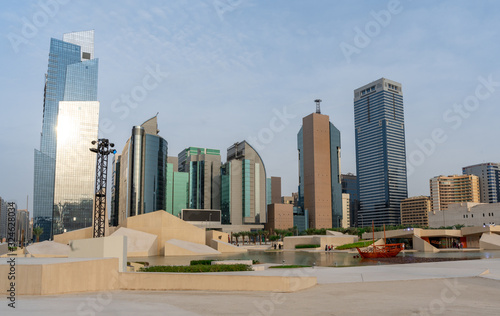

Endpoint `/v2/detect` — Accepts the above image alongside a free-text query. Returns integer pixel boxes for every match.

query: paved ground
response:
[2,259,500,315]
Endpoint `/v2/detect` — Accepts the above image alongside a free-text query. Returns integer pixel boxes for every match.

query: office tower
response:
[341,193,350,228]
[266,177,282,205]
[297,101,342,229]
[165,156,189,217]
[354,78,408,226]
[400,196,431,226]
[33,30,98,240]
[112,116,168,225]
[16,209,30,246]
[52,101,99,236]
[178,147,221,210]
[430,175,480,213]
[264,204,293,234]
[220,141,267,225]
[462,163,500,203]
[341,173,360,227]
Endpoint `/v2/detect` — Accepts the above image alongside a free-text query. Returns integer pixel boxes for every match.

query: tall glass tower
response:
[354,78,408,226]
[33,30,98,241]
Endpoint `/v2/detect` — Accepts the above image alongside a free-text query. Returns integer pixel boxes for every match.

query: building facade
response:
[165,157,189,217]
[33,30,99,240]
[463,163,500,203]
[264,204,294,234]
[16,209,30,246]
[354,78,408,226]
[429,202,500,228]
[112,116,168,226]
[178,147,221,210]
[400,196,431,226]
[430,175,480,213]
[221,141,267,225]
[297,104,342,229]
[341,173,359,227]
[342,193,350,228]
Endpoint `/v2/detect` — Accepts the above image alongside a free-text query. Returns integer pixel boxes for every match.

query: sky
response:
[1,0,499,213]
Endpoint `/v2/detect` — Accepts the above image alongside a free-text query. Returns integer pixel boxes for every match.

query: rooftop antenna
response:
[314,99,322,114]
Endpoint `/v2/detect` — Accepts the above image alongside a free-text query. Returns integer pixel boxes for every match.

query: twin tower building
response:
[33,30,408,241]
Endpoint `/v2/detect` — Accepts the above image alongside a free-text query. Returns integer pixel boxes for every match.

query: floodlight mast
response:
[89,139,116,238]
[314,99,322,114]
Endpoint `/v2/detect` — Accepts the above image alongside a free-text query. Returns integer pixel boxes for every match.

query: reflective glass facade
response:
[463,163,500,203]
[52,102,99,235]
[34,31,98,240]
[354,78,408,226]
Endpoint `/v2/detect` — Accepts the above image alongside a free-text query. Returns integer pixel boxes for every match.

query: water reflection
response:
[129,250,500,267]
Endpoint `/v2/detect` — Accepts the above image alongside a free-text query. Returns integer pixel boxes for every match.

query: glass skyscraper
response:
[33,30,98,240]
[463,163,500,203]
[354,78,408,226]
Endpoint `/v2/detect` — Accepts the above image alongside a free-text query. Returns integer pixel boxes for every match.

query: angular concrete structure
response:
[480,233,500,250]
[164,239,221,256]
[68,235,127,272]
[413,235,439,253]
[209,239,247,253]
[111,227,158,257]
[26,241,70,257]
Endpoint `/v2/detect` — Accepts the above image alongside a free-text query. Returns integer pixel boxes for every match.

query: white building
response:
[429,202,500,228]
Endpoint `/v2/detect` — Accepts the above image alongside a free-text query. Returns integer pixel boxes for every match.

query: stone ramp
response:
[111,227,158,256]
[209,239,247,253]
[26,241,70,257]
[164,239,221,256]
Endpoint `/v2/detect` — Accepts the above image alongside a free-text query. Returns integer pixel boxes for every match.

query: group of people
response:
[452,240,464,249]
[273,243,282,250]
[325,245,334,251]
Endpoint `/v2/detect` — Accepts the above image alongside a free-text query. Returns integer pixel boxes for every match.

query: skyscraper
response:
[297,101,342,229]
[112,116,168,225]
[33,30,98,240]
[341,173,359,227]
[220,141,267,225]
[354,78,408,226]
[462,163,500,203]
[430,175,480,213]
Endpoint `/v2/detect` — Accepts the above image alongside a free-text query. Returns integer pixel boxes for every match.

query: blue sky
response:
[1,0,499,212]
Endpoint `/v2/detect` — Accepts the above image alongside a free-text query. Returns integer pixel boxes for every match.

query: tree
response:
[33,226,44,243]
[233,232,241,245]
[262,230,270,244]
[250,231,259,244]
[257,230,264,245]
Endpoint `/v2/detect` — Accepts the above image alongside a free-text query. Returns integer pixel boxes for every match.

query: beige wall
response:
[206,230,230,245]
[265,203,293,233]
[283,235,358,250]
[429,202,500,228]
[68,235,127,272]
[209,239,247,253]
[53,227,92,244]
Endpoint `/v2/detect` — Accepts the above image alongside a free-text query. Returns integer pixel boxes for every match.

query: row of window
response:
[360,86,376,96]
[463,212,495,219]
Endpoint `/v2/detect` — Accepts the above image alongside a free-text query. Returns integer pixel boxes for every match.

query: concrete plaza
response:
[2,259,500,315]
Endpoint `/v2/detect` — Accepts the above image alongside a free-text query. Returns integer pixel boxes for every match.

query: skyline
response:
[1,1,500,213]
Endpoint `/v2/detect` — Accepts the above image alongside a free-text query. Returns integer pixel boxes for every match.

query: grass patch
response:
[140,264,252,273]
[295,244,321,249]
[269,265,311,269]
[336,240,374,250]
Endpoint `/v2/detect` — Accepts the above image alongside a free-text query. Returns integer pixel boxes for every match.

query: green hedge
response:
[295,244,321,249]
[336,240,374,250]
[140,264,252,273]
[190,260,214,266]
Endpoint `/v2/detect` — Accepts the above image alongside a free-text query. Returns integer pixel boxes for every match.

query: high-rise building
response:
[264,204,293,234]
[16,209,30,246]
[341,193,350,228]
[0,197,8,240]
[266,177,281,205]
[430,175,480,213]
[112,116,168,225]
[33,30,99,240]
[297,101,342,228]
[354,78,408,226]
[165,156,189,217]
[462,163,500,203]
[400,196,431,226]
[178,147,221,210]
[341,173,360,227]
[221,141,267,225]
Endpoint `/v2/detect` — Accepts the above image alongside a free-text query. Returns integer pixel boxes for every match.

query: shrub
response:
[295,244,321,249]
[140,264,252,273]
[336,240,374,250]
[190,260,214,266]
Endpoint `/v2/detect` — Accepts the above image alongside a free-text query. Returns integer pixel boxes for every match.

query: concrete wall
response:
[111,227,158,257]
[480,232,500,250]
[206,230,230,245]
[0,258,119,295]
[164,239,220,256]
[283,235,358,250]
[429,202,500,228]
[120,273,316,293]
[53,227,92,244]
[413,236,439,252]
[209,239,247,253]
[68,235,127,272]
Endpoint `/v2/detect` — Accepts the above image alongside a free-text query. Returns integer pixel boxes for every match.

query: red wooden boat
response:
[356,223,404,259]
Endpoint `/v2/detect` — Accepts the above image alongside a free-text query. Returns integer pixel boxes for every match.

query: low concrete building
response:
[283,234,358,250]
[401,196,431,226]
[429,202,500,228]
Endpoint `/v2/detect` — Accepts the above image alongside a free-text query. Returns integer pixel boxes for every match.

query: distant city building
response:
[462,163,500,203]
[341,173,359,227]
[112,116,168,226]
[33,30,99,241]
[430,175,480,213]
[264,204,294,234]
[221,141,267,225]
[293,208,309,233]
[342,193,350,228]
[178,147,221,210]
[0,197,7,240]
[16,209,30,246]
[400,196,431,226]
[165,157,189,217]
[429,202,500,228]
[282,196,294,205]
[297,101,342,228]
[270,177,281,204]
[354,78,408,226]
